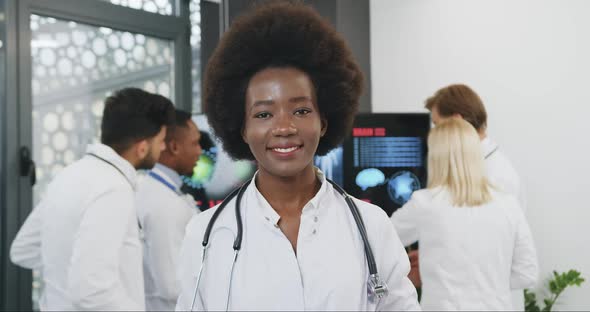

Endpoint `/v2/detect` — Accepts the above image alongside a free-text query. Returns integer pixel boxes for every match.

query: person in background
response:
[391,118,538,310]
[425,84,526,210]
[175,1,420,310]
[10,88,175,311]
[135,108,202,311]
[422,83,528,309]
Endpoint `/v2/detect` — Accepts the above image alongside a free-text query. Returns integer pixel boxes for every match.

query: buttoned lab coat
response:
[175,170,421,311]
[10,143,145,311]
[391,187,538,310]
[136,164,197,311]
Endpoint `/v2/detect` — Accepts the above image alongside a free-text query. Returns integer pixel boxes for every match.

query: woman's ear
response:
[241,126,248,144]
[320,117,328,137]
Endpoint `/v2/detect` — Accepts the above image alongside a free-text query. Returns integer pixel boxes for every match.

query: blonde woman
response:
[390,118,538,310]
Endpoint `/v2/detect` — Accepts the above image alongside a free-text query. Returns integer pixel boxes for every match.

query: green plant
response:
[524,269,585,312]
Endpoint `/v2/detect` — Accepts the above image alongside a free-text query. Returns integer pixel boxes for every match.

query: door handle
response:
[20,146,37,186]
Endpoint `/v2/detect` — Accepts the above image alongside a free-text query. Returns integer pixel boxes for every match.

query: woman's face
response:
[243,67,326,179]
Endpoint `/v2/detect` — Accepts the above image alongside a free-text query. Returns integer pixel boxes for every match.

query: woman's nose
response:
[271,113,298,136]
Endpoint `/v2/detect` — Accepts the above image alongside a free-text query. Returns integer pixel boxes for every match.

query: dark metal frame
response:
[1,0,191,310]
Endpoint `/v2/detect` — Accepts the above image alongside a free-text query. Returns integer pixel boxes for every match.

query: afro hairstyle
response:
[203,0,364,160]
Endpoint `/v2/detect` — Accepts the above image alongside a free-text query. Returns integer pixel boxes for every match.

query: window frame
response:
[1,0,191,309]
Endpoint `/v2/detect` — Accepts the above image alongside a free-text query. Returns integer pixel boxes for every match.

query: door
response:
[2,0,191,309]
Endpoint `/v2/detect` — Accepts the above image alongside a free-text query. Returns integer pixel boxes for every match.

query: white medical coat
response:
[136,164,197,311]
[483,137,529,309]
[483,137,526,211]
[10,143,145,311]
[176,170,420,311]
[391,187,538,310]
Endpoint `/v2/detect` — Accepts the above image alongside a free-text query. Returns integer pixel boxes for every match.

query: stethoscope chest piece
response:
[191,178,390,311]
[368,273,389,302]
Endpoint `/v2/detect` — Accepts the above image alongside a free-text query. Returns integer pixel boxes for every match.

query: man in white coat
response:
[135,109,202,311]
[425,83,528,309]
[10,88,175,311]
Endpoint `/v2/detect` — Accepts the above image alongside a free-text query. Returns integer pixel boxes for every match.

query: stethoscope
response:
[190,178,389,311]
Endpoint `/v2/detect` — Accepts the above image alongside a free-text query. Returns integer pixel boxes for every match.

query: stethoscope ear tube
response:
[327,180,388,299]
[233,180,251,250]
[327,180,377,275]
[193,177,389,310]
[203,186,242,247]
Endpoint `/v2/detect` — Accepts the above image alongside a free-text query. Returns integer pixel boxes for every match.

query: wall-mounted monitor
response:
[342,113,430,216]
[181,114,257,210]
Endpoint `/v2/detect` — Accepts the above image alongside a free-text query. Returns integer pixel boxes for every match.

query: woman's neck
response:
[255,166,321,217]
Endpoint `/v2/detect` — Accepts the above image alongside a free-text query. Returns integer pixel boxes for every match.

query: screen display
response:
[342,113,430,216]
[314,146,344,186]
[181,114,257,210]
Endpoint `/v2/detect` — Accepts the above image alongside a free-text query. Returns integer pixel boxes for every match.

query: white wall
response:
[371,0,590,309]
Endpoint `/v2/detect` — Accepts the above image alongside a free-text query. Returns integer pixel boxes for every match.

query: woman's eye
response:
[254,112,271,119]
[295,108,311,116]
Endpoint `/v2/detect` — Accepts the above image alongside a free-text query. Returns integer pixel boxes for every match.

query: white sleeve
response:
[374,210,421,311]
[175,216,205,311]
[144,199,195,303]
[510,207,538,289]
[517,179,527,214]
[390,197,421,247]
[66,188,141,310]
[10,201,44,269]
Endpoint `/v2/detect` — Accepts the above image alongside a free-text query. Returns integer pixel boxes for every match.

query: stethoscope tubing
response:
[191,178,385,311]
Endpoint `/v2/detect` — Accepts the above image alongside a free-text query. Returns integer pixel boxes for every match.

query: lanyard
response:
[148,171,179,194]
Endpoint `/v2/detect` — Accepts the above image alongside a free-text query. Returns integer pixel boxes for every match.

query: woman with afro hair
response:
[175,1,419,310]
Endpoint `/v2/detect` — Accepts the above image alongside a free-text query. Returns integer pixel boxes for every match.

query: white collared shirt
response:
[10,143,145,311]
[175,169,420,311]
[391,187,538,310]
[136,163,197,311]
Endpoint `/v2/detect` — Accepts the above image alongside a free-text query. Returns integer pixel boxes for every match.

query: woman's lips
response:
[268,145,303,157]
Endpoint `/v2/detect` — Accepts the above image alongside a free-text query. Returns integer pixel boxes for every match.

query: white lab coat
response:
[483,137,526,211]
[483,137,528,309]
[391,187,538,311]
[136,163,197,311]
[10,143,145,311]
[175,170,420,311]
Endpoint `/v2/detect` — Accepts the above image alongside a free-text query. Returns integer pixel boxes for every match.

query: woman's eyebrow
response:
[289,96,313,103]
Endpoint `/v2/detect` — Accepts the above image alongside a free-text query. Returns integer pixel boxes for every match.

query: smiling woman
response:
[174,1,420,311]
[243,67,326,180]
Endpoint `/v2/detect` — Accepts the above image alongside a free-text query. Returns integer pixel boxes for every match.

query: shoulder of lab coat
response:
[10,199,45,269]
[390,188,435,247]
[495,193,539,289]
[351,197,421,311]
[66,161,143,310]
[175,197,236,311]
[483,138,527,212]
[136,176,196,303]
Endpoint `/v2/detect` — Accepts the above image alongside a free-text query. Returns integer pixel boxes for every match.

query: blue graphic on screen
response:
[355,168,385,191]
[387,171,421,205]
[314,146,343,186]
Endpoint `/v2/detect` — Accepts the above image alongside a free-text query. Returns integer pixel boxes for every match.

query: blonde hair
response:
[427,118,492,206]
